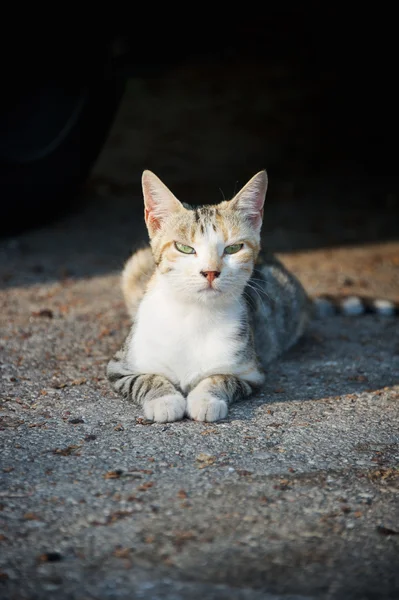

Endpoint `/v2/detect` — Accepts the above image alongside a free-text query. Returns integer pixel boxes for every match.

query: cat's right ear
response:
[142,170,183,237]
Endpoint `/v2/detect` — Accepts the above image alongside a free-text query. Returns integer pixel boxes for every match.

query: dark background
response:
[1,7,398,244]
[115,8,398,178]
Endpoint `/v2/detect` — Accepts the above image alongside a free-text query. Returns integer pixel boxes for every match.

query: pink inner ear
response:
[246,207,263,228]
[251,191,265,218]
[145,208,161,232]
[249,212,263,229]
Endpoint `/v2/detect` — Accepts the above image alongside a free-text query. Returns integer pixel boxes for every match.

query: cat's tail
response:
[121,246,156,320]
[312,294,399,318]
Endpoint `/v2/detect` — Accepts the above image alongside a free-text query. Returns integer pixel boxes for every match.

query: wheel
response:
[0,70,125,236]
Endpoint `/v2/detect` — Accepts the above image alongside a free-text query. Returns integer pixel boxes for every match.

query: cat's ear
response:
[228,170,268,230]
[142,170,183,236]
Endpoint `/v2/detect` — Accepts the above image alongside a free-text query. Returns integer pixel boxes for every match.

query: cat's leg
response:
[186,375,252,422]
[118,373,185,423]
[107,358,185,423]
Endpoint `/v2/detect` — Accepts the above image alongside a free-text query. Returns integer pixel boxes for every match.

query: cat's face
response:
[142,170,267,304]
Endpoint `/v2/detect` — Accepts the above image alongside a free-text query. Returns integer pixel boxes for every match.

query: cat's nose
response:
[200,270,221,283]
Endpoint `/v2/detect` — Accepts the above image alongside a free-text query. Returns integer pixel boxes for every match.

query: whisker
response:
[247,280,272,302]
[246,282,270,312]
[243,290,258,311]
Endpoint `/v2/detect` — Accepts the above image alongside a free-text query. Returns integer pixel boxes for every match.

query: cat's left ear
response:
[142,170,184,237]
[228,170,268,231]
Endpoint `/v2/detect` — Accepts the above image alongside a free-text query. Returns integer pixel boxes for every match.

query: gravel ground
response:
[1,65,399,599]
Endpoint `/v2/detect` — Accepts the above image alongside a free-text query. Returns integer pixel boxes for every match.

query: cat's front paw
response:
[186,392,228,422]
[144,394,186,423]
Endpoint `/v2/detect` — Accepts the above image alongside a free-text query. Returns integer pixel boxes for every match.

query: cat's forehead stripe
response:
[192,206,229,239]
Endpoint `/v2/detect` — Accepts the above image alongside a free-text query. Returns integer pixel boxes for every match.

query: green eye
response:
[224,243,243,255]
[175,242,196,254]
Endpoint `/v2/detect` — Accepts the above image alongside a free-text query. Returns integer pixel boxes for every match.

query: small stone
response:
[31,309,53,319]
[38,552,62,562]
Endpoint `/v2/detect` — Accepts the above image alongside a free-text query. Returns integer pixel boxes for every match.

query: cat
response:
[107,170,398,423]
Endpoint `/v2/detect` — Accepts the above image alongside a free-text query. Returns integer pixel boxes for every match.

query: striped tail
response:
[313,295,399,318]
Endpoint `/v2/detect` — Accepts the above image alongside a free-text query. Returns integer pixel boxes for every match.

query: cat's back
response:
[121,246,155,319]
[246,251,311,364]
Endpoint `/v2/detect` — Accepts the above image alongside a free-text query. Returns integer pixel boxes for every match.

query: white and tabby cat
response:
[107,170,398,423]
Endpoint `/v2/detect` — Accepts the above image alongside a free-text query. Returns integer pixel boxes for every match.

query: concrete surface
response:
[1,65,399,599]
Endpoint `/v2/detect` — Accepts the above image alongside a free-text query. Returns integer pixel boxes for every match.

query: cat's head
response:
[142,170,267,304]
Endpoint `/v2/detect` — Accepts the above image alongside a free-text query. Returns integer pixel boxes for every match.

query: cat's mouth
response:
[198,286,221,294]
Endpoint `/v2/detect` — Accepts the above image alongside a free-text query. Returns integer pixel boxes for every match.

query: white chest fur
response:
[127,284,245,392]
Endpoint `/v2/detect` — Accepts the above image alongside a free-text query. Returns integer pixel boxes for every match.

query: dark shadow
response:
[1,11,399,289]
[224,316,399,422]
[168,538,399,600]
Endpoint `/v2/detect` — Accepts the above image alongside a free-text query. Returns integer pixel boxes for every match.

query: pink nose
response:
[201,270,220,283]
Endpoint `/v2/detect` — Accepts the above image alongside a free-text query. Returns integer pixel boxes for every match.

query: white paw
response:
[186,392,228,422]
[144,394,186,423]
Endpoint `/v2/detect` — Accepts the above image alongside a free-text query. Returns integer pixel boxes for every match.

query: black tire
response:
[0,72,125,237]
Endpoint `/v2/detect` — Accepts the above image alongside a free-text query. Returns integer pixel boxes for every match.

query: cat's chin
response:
[198,287,221,295]
[195,288,228,305]
[167,283,234,305]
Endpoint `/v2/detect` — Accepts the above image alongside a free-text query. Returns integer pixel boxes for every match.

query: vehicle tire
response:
[0,74,125,237]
